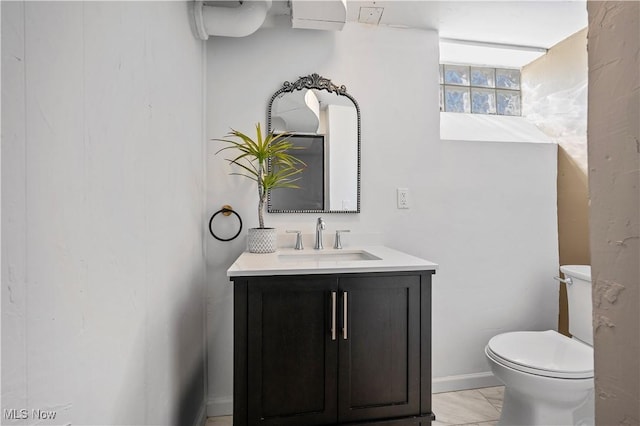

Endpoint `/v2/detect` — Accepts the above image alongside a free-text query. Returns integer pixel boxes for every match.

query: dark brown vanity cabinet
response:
[231,271,434,426]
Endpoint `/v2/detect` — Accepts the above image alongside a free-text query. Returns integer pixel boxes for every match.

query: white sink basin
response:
[277,250,381,263]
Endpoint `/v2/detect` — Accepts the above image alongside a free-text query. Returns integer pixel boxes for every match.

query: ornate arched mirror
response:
[267,73,360,213]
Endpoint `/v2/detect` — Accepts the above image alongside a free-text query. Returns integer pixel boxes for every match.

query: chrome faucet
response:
[314,217,326,250]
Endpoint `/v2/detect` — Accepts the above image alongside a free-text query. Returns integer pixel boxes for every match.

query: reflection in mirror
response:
[270,135,324,211]
[268,74,360,213]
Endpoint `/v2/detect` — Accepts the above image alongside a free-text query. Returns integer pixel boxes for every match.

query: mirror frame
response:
[267,73,361,213]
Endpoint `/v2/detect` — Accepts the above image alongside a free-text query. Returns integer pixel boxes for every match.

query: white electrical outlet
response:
[397,188,409,209]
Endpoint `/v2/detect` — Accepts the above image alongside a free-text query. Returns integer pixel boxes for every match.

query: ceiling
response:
[345,1,587,49]
[268,0,588,67]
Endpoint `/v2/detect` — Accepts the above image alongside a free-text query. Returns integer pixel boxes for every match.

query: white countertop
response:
[227,245,438,277]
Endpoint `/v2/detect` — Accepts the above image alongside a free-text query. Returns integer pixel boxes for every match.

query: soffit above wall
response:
[265,1,587,68]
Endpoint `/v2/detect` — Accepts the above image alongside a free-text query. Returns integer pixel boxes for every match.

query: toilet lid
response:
[487,330,593,379]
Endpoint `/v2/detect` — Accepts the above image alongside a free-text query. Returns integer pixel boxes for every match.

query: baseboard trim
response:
[432,371,501,393]
[207,396,233,417]
[193,399,208,426]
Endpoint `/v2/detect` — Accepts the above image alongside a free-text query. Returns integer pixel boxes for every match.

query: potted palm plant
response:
[215,123,305,253]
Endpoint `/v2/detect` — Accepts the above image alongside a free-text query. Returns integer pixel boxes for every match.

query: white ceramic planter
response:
[247,228,277,253]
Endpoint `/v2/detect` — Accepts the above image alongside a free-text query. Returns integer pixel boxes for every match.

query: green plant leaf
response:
[214,123,307,227]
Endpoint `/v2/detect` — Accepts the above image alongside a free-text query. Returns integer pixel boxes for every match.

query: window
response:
[440,64,521,116]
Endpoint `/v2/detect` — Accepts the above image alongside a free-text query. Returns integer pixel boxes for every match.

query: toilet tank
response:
[561,265,593,346]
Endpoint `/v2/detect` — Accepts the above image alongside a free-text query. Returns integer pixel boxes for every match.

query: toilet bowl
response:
[485,265,594,426]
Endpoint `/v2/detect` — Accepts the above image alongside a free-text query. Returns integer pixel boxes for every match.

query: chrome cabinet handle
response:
[331,291,337,341]
[342,291,348,340]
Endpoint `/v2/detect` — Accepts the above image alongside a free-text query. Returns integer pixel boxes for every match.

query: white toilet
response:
[485,265,594,426]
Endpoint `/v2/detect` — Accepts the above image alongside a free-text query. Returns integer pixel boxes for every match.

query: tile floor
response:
[205,417,232,426]
[432,386,504,426]
[205,386,505,426]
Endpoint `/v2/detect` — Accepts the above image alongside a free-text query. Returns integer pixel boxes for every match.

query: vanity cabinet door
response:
[246,276,339,425]
[337,274,421,422]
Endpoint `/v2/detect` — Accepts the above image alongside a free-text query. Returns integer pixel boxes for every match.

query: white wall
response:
[522,29,590,335]
[2,2,207,425]
[587,2,640,423]
[523,29,588,171]
[205,23,559,413]
[432,139,558,388]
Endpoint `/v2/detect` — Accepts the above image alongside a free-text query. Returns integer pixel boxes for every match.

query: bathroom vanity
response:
[228,246,438,426]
